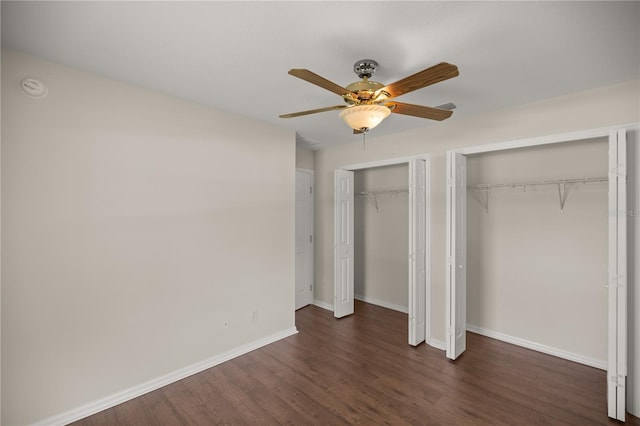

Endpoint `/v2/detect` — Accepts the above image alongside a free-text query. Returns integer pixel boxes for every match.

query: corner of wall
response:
[295,145,315,170]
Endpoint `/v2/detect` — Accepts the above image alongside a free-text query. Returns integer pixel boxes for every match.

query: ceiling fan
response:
[279,59,459,134]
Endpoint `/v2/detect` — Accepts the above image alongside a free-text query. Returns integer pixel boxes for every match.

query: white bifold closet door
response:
[446,152,467,359]
[334,169,354,318]
[408,159,427,346]
[608,129,627,421]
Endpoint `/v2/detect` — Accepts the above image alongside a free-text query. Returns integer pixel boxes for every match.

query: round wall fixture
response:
[19,78,48,99]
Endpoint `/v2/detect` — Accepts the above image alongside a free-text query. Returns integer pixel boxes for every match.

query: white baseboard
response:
[33,327,299,426]
[313,299,333,311]
[466,324,606,370]
[354,294,408,314]
[426,337,446,351]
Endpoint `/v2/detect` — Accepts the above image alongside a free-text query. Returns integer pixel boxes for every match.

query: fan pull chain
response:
[360,127,369,150]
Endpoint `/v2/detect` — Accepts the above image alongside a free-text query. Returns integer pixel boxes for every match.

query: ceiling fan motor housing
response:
[344,80,386,104]
[353,59,378,78]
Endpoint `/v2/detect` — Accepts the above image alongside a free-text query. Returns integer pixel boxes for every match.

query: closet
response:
[446,127,631,420]
[354,164,409,314]
[465,138,609,366]
[334,155,429,346]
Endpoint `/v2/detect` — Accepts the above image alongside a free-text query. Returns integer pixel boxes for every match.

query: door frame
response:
[334,154,433,346]
[295,168,314,310]
[445,124,635,421]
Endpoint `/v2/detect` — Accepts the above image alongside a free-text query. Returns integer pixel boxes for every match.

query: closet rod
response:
[468,176,607,192]
[358,188,408,213]
[468,176,608,213]
[358,188,409,196]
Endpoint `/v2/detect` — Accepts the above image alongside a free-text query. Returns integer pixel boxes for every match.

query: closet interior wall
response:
[466,137,609,365]
[354,164,409,313]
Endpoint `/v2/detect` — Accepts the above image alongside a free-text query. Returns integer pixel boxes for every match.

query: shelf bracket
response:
[557,183,568,213]
[481,190,489,213]
[469,189,490,213]
[367,193,379,212]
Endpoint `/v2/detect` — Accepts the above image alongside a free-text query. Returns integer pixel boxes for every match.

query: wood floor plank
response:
[111,395,154,426]
[71,301,640,425]
[76,407,118,426]
[180,372,248,424]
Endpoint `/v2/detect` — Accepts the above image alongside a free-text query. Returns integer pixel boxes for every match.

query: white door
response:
[409,159,427,346]
[295,170,314,310]
[607,129,627,421]
[446,152,467,360]
[334,169,354,318]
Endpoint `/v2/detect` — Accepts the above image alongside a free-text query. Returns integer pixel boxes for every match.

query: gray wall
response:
[1,50,296,425]
[466,138,608,364]
[354,164,409,312]
[296,146,314,170]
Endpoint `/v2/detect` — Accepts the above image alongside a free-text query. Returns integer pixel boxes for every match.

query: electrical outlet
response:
[251,310,258,323]
[223,318,229,329]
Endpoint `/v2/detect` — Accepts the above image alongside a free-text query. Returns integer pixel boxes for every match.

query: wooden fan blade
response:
[388,102,453,121]
[288,69,354,97]
[381,62,459,99]
[279,105,347,118]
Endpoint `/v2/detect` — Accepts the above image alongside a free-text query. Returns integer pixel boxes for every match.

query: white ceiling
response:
[2,1,639,149]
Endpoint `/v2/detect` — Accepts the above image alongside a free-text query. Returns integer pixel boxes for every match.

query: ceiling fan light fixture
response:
[339,104,391,132]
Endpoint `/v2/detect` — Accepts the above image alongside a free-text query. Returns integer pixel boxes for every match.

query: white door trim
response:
[334,154,433,347]
[454,123,638,155]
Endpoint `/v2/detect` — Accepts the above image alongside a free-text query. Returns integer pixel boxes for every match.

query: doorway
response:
[334,155,430,346]
[354,164,409,315]
[295,169,314,310]
[464,138,609,369]
[445,126,629,420]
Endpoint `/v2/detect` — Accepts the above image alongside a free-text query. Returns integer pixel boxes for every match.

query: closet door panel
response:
[334,169,354,318]
[409,159,427,346]
[607,129,627,420]
[446,152,467,359]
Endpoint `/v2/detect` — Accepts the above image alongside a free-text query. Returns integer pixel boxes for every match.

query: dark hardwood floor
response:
[73,301,639,425]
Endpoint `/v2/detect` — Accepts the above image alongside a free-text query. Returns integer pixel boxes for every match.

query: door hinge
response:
[606,275,625,288]
[310,235,313,243]
[610,163,626,178]
[310,186,313,194]
[610,375,625,388]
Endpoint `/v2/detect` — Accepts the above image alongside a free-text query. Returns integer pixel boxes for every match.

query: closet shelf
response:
[468,176,608,191]
[358,188,408,212]
[467,176,608,213]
